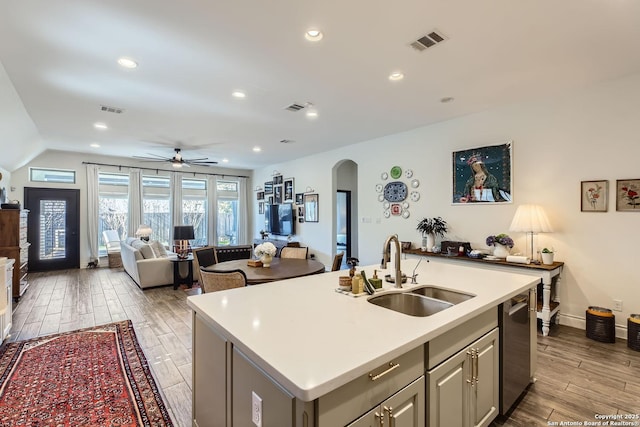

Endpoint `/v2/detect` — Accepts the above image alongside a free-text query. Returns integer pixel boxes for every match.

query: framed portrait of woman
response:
[452,141,513,204]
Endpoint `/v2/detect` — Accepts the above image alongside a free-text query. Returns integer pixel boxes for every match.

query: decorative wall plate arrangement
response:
[375,166,421,219]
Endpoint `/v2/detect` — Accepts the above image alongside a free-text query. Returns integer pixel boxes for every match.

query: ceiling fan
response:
[133,148,218,168]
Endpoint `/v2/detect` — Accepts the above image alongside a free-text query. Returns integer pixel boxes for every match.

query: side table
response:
[170,255,194,290]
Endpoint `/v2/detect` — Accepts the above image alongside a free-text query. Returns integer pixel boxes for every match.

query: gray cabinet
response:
[1,258,13,341]
[347,376,425,427]
[192,313,229,427]
[427,328,499,427]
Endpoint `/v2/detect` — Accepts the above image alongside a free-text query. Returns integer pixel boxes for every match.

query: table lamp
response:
[173,225,195,259]
[135,224,152,242]
[509,204,553,263]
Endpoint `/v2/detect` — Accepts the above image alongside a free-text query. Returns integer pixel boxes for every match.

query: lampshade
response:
[173,225,195,240]
[509,204,553,233]
[135,224,152,238]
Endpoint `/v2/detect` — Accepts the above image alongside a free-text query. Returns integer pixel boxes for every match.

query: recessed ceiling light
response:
[440,97,455,103]
[253,146,262,153]
[93,122,108,130]
[117,57,138,69]
[388,72,404,81]
[90,143,100,148]
[232,91,246,98]
[222,158,229,163]
[305,29,323,42]
[306,110,318,119]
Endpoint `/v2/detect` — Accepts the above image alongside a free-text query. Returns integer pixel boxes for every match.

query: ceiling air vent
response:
[100,105,124,114]
[280,139,295,144]
[284,103,305,112]
[409,30,447,52]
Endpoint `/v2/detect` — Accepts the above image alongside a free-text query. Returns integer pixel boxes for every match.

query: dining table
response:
[202,257,326,285]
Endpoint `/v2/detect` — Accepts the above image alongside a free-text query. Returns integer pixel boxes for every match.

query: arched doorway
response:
[333,160,357,269]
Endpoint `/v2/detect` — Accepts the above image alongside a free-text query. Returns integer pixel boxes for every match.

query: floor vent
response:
[284,103,305,112]
[410,30,447,52]
[100,105,125,114]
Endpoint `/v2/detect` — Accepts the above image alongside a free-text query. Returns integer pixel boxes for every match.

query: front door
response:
[25,187,80,271]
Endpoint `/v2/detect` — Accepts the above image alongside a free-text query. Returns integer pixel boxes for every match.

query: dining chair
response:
[280,246,308,259]
[193,246,216,281]
[331,251,345,271]
[199,268,247,293]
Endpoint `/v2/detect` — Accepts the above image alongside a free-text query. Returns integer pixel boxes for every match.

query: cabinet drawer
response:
[317,345,424,426]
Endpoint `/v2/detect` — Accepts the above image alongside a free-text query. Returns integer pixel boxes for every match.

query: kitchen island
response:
[187,258,539,427]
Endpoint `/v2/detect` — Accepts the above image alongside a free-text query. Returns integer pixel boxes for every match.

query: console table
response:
[405,249,564,336]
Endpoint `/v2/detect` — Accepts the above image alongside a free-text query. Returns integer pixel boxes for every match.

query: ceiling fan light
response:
[172,162,183,168]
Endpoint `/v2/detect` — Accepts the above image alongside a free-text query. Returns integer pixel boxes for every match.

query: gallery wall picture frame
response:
[264,181,273,195]
[297,206,305,223]
[452,141,513,204]
[284,178,294,203]
[295,193,304,205]
[616,179,640,211]
[304,193,319,222]
[258,202,264,215]
[273,174,283,185]
[580,180,608,212]
[274,185,283,204]
[256,191,264,201]
[267,195,274,204]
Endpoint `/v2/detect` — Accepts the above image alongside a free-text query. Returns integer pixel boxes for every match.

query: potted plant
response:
[486,234,514,259]
[416,217,448,252]
[541,247,554,265]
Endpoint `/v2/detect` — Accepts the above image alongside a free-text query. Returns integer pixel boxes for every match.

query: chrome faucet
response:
[381,234,403,288]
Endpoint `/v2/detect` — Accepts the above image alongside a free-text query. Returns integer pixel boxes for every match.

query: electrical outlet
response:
[252,391,262,427]
[613,299,623,312]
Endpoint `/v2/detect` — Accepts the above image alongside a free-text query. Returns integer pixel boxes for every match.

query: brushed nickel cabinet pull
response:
[369,362,400,381]
[466,350,473,384]
[375,411,384,426]
[384,406,395,427]
[472,348,479,385]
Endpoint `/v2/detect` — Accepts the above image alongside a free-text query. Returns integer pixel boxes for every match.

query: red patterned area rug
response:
[0,320,174,426]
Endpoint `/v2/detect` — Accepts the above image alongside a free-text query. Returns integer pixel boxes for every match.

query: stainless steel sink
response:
[408,286,475,305]
[368,293,453,317]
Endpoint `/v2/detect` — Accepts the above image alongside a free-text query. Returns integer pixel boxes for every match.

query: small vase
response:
[541,252,554,265]
[260,254,273,268]
[425,233,436,253]
[493,243,510,259]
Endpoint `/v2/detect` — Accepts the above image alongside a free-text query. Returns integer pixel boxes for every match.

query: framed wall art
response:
[256,191,264,201]
[258,202,264,215]
[616,179,640,211]
[295,193,304,205]
[274,185,283,204]
[273,174,283,185]
[264,181,273,195]
[284,178,294,203]
[303,193,319,222]
[580,180,608,212]
[452,141,512,204]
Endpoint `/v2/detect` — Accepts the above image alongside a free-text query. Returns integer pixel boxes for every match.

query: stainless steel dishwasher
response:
[499,289,534,415]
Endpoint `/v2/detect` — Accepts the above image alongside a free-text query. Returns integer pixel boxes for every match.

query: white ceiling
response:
[1,0,640,171]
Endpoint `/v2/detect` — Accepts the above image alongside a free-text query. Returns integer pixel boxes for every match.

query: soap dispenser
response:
[369,269,383,289]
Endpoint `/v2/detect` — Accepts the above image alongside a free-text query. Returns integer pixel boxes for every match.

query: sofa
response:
[120,237,174,289]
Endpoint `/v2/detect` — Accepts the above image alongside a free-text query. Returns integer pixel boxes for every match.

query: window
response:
[216,180,239,245]
[183,178,207,246]
[98,173,129,255]
[30,168,76,184]
[143,175,171,246]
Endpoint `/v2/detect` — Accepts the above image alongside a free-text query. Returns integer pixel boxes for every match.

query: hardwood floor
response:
[8,267,201,427]
[7,267,640,427]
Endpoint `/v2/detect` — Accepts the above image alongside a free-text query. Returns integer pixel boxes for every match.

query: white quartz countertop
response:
[187,258,539,401]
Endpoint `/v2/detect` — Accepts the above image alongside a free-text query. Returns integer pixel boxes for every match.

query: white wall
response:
[254,72,640,332]
[9,150,252,267]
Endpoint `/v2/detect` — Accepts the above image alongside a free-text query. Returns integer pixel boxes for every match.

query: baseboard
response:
[559,313,628,340]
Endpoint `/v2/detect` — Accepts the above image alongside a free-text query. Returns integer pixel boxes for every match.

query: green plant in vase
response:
[416,217,448,252]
